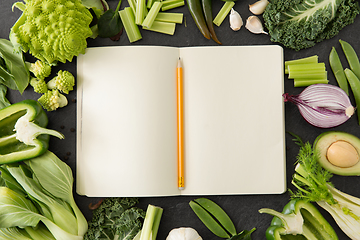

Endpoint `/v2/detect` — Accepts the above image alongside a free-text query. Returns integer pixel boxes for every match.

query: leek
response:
[213,1,235,27]
[291,141,360,239]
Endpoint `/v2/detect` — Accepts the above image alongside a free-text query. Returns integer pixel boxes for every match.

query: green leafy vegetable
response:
[263,0,360,51]
[97,0,124,38]
[0,85,10,109]
[84,197,146,240]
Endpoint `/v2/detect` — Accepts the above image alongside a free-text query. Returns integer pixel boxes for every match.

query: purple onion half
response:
[283,84,355,128]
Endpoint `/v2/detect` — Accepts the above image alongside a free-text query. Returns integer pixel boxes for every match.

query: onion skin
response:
[283,84,354,128]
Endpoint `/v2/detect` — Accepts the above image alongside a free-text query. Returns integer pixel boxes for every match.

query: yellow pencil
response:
[177,57,184,190]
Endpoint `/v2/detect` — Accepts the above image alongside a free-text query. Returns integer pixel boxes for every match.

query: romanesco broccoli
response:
[30,77,48,93]
[10,0,93,65]
[38,89,68,111]
[28,60,51,79]
[47,70,75,94]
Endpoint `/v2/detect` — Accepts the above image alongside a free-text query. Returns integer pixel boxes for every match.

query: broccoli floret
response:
[84,198,145,240]
[28,60,51,79]
[10,0,93,65]
[263,0,360,51]
[38,89,68,111]
[30,77,48,93]
[47,70,75,94]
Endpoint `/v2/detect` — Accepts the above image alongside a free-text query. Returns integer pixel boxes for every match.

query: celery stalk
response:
[143,20,176,35]
[119,8,142,43]
[161,0,185,11]
[213,1,235,27]
[140,205,163,240]
[142,2,163,28]
[128,0,137,14]
[285,55,319,74]
[288,71,327,79]
[135,0,147,24]
[294,78,329,87]
[288,63,325,73]
[155,12,183,23]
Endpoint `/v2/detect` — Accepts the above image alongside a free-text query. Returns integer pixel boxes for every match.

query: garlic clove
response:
[166,227,203,240]
[245,16,268,35]
[249,0,269,15]
[229,8,243,31]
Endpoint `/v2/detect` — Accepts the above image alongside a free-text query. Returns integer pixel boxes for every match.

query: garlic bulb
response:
[249,0,269,15]
[229,8,243,31]
[166,227,202,240]
[245,16,268,34]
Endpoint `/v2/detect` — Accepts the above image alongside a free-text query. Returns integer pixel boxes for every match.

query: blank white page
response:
[179,46,286,195]
[77,46,180,197]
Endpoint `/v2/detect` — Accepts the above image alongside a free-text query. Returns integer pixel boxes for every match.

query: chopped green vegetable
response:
[47,70,75,94]
[10,0,93,64]
[120,7,143,42]
[263,0,360,51]
[213,1,235,27]
[142,2,163,28]
[161,0,185,11]
[259,199,338,239]
[135,0,147,24]
[143,21,176,35]
[84,197,146,240]
[139,205,163,240]
[30,78,48,94]
[38,89,68,111]
[27,60,51,80]
[294,78,328,87]
[0,100,64,164]
[155,12,183,23]
[190,198,256,239]
[285,55,318,74]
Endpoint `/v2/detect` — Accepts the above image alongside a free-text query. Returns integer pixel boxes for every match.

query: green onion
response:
[155,12,183,23]
[161,0,185,11]
[142,2,163,28]
[119,7,142,42]
[143,20,176,35]
[213,1,235,27]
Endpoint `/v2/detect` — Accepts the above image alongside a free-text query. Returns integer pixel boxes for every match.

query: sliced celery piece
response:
[128,0,137,14]
[143,20,176,35]
[285,55,319,74]
[288,63,325,72]
[213,1,235,27]
[142,2,163,28]
[294,78,329,87]
[288,70,327,79]
[119,8,142,43]
[161,0,185,11]
[135,0,147,24]
[140,205,163,240]
[155,12,183,24]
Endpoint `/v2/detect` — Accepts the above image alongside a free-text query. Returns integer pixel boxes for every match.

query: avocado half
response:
[314,131,360,176]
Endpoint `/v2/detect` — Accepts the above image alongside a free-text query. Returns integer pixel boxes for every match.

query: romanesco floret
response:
[38,89,68,111]
[47,70,75,94]
[29,60,51,79]
[10,0,93,65]
[30,77,48,93]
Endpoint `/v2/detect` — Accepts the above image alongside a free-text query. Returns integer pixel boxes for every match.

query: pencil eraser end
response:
[178,187,185,190]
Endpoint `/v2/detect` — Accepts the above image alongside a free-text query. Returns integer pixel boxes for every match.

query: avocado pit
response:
[326,140,359,168]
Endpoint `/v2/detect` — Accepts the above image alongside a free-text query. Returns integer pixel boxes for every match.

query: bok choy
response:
[291,139,360,239]
[0,151,87,240]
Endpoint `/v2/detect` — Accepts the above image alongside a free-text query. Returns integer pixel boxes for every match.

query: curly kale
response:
[263,0,360,51]
[84,198,146,240]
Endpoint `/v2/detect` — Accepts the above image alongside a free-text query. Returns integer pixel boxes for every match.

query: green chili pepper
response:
[186,0,211,40]
[259,199,338,240]
[0,99,64,164]
[201,0,221,44]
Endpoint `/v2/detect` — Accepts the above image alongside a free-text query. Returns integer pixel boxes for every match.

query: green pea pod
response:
[186,0,211,40]
[201,0,221,44]
[329,47,349,95]
[189,200,231,238]
[344,68,360,125]
[340,40,360,80]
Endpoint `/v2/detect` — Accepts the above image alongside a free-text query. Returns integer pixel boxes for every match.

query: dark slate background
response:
[1,0,360,239]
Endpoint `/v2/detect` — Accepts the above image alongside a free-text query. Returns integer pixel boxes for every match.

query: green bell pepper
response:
[259,199,338,240]
[0,99,64,164]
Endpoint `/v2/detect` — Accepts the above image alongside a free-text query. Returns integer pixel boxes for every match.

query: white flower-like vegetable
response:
[249,0,269,15]
[166,227,202,240]
[229,8,243,31]
[245,16,268,35]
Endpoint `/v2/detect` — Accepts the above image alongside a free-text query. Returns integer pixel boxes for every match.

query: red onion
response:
[283,84,355,128]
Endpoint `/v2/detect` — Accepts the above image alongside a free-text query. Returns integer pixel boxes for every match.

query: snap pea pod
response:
[189,198,236,238]
[340,40,360,80]
[344,68,360,125]
[186,0,211,40]
[329,47,349,95]
[201,0,221,44]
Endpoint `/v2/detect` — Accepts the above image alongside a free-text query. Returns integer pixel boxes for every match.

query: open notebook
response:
[76,45,286,197]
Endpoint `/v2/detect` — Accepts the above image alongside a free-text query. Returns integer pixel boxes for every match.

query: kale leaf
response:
[263,0,360,51]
